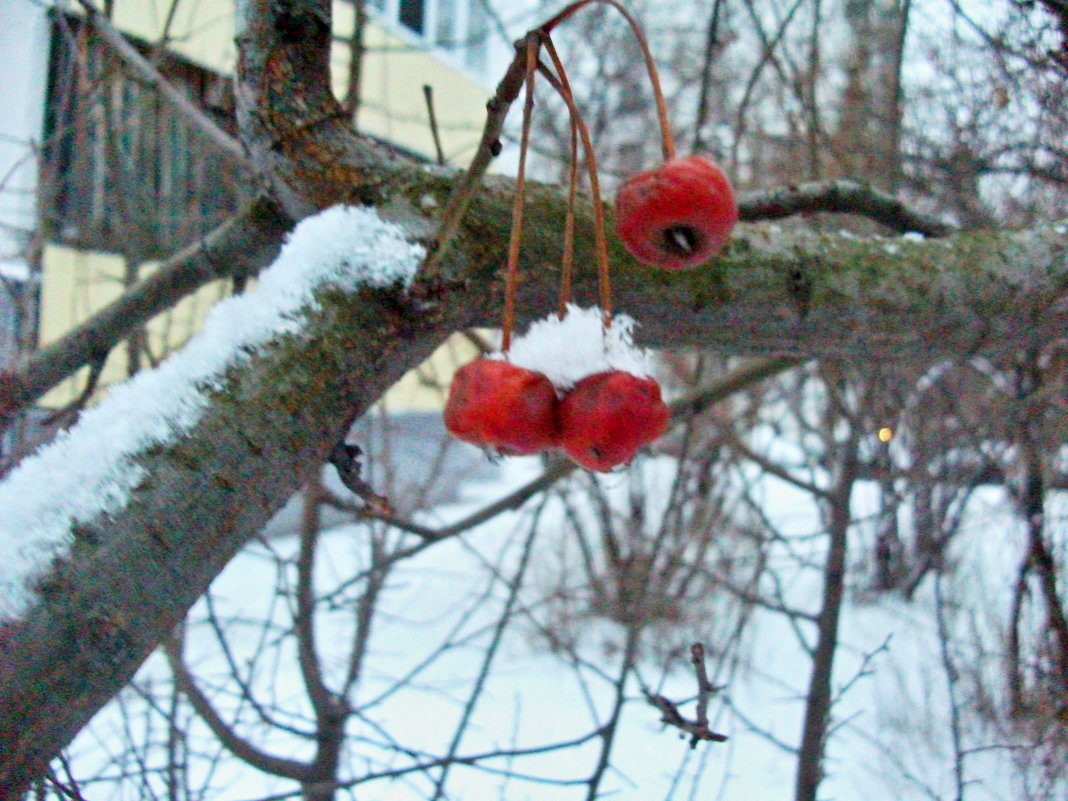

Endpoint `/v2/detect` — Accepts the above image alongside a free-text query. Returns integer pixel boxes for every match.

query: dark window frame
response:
[397,0,425,35]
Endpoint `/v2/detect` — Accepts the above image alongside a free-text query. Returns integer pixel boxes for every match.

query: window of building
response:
[435,0,456,46]
[398,0,426,35]
[42,14,249,259]
[366,0,495,78]
[463,0,489,73]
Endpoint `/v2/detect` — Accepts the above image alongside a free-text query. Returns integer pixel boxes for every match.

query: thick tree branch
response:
[0,260,454,796]
[1,0,1014,427]
[0,209,1063,792]
[5,173,1057,430]
[234,0,388,218]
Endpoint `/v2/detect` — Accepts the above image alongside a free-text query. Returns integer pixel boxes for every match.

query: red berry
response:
[559,371,670,472]
[614,155,738,271]
[444,358,560,455]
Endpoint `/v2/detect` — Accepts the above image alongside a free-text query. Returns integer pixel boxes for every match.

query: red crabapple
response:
[559,370,670,472]
[614,155,738,271]
[444,358,560,455]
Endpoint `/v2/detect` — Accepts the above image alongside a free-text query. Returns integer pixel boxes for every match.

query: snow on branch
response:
[0,206,423,619]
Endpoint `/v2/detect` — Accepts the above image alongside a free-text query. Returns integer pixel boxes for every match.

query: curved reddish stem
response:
[541,0,675,161]
[501,33,540,353]
[541,37,613,329]
[558,118,579,320]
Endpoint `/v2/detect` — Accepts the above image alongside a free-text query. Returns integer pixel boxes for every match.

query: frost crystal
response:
[497,305,653,391]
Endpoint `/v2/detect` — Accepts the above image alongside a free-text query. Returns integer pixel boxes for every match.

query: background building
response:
[0,0,515,424]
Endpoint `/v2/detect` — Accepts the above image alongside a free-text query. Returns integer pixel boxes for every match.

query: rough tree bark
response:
[0,0,1065,795]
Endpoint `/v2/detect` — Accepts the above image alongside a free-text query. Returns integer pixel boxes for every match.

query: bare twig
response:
[691,643,720,738]
[0,197,290,427]
[692,0,726,153]
[234,728,605,801]
[342,0,367,117]
[328,442,395,518]
[295,479,341,728]
[420,39,530,278]
[728,0,809,173]
[164,632,316,781]
[643,644,729,749]
[585,624,642,799]
[1013,356,1068,708]
[430,505,544,799]
[670,357,804,422]
[721,423,832,500]
[739,180,954,237]
[422,85,446,165]
[934,576,967,801]
[41,351,108,427]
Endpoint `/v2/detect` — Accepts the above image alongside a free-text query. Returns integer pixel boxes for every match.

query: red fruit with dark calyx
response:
[614,155,738,271]
[444,358,560,455]
[559,370,670,472]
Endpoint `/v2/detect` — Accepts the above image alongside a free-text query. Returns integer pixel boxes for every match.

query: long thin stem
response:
[500,33,540,353]
[541,0,675,159]
[558,117,579,319]
[541,37,613,327]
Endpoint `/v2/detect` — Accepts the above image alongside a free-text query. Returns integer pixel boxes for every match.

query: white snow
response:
[0,259,32,282]
[0,205,424,619]
[55,445,1061,801]
[496,304,653,391]
[901,231,926,242]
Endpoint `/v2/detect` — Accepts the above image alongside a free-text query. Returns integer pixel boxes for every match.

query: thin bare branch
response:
[739,180,954,237]
[163,633,315,782]
[0,197,290,426]
[644,643,730,749]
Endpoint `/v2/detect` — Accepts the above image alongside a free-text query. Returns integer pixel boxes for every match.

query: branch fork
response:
[644,643,729,748]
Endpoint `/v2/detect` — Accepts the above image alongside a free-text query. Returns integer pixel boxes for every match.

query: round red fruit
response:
[559,371,670,472]
[614,155,738,271]
[444,358,560,455]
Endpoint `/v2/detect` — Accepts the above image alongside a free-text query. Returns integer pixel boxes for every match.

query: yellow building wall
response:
[103,0,237,75]
[39,243,477,412]
[38,245,230,408]
[335,7,488,164]
[102,0,489,165]
[42,2,495,410]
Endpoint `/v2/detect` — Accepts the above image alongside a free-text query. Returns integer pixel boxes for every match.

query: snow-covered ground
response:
[61,437,1063,801]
